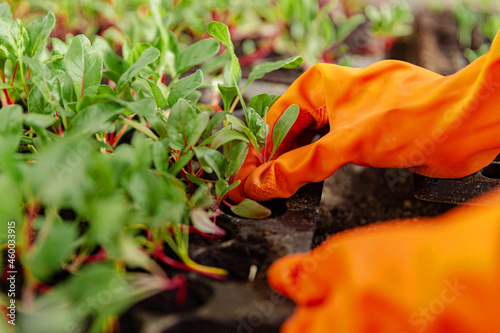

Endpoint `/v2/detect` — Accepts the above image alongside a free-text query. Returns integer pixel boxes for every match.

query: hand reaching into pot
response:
[229,32,500,203]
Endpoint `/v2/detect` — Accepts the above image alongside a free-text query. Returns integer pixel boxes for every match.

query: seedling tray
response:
[119,181,324,333]
[414,159,500,205]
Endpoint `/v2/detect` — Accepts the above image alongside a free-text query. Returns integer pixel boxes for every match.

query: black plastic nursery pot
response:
[118,181,324,333]
[414,155,500,205]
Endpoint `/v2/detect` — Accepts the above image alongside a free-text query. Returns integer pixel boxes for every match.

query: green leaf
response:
[224,113,245,128]
[0,3,12,20]
[126,98,156,118]
[145,79,168,109]
[176,38,220,74]
[152,139,170,172]
[215,179,240,201]
[0,176,22,244]
[210,127,249,149]
[126,42,154,65]
[167,98,207,150]
[64,35,103,100]
[27,218,78,281]
[226,141,249,177]
[0,16,19,57]
[191,183,215,208]
[191,208,225,235]
[24,113,58,129]
[217,84,238,112]
[200,50,230,75]
[230,199,272,219]
[26,11,56,58]
[68,102,123,134]
[146,109,168,139]
[0,105,22,155]
[193,146,227,179]
[169,150,195,176]
[168,69,204,107]
[117,47,160,89]
[249,93,273,118]
[270,104,300,160]
[336,14,366,42]
[202,111,229,139]
[185,90,202,104]
[246,107,266,148]
[97,84,115,96]
[245,56,303,88]
[87,195,129,245]
[51,37,69,55]
[0,83,18,91]
[128,170,186,225]
[207,21,241,85]
[93,36,127,75]
[120,117,158,141]
[21,56,62,106]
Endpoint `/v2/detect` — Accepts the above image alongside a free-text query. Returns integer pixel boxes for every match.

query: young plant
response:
[454,1,500,62]
[365,1,414,38]
[0,4,302,332]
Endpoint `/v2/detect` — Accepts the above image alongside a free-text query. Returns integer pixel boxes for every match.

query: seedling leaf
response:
[26,11,56,58]
[193,146,227,179]
[64,35,103,100]
[191,208,225,235]
[217,84,238,112]
[207,21,241,85]
[270,104,300,160]
[246,56,303,88]
[168,69,204,107]
[117,47,160,89]
[230,199,272,219]
[176,38,220,74]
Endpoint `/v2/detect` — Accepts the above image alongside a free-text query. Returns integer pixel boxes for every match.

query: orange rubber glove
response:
[230,33,500,203]
[268,189,500,333]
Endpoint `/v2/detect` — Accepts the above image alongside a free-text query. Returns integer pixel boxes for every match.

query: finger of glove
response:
[243,130,354,201]
[263,64,330,159]
[267,253,327,306]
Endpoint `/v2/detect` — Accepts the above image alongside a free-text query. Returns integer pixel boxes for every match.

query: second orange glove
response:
[267,188,500,333]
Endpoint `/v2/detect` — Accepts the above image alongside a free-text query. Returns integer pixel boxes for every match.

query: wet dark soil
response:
[313,165,455,247]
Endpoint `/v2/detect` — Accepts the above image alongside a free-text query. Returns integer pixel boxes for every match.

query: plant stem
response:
[119,117,158,141]
[24,203,38,250]
[11,62,18,87]
[110,114,135,147]
[0,70,13,105]
[153,244,226,280]
[18,60,29,96]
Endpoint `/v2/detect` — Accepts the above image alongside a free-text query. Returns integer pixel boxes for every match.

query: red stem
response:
[25,203,38,249]
[82,247,107,263]
[152,245,225,280]
[0,72,13,105]
[165,275,187,306]
[34,282,52,294]
[238,40,274,66]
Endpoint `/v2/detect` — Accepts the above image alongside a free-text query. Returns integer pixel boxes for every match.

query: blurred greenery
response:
[0,3,303,331]
[6,0,415,66]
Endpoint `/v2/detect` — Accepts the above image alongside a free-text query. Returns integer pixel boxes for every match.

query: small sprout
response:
[248,264,258,282]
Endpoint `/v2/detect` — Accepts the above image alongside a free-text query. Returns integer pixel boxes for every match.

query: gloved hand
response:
[230,33,500,203]
[268,189,500,333]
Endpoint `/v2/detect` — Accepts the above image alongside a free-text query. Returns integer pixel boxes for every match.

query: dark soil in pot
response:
[117,182,323,333]
[314,165,455,247]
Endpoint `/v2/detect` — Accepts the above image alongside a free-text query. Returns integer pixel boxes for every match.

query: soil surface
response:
[313,165,455,247]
